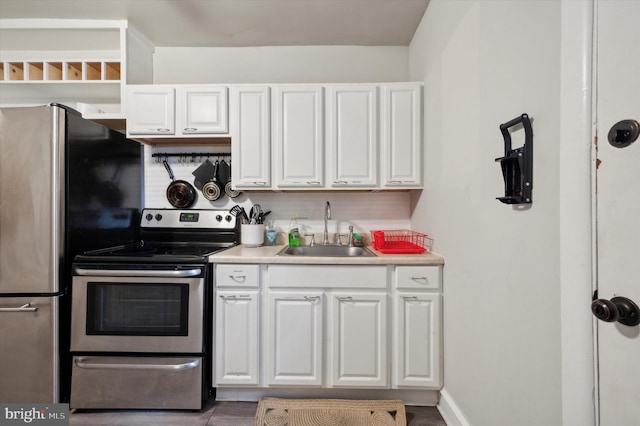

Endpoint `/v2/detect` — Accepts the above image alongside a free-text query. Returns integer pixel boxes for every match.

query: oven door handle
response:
[74,357,200,371]
[73,268,202,278]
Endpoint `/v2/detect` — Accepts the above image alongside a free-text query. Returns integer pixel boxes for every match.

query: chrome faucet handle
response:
[336,234,349,246]
[304,234,316,246]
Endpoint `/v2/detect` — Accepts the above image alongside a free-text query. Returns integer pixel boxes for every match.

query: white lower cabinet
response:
[214,291,260,385]
[330,292,388,387]
[266,291,323,386]
[213,263,442,391]
[393,292,441,388]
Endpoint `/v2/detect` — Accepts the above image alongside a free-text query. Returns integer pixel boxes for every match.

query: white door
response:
[214,291,259,385]
[326,85,378,188]
[230,85,271,188]
[126,85,175,135]
[393,292,441,388]
[266,291,323,386]
[381,83,422,188]
[594,1,640,425]
[273,85,324,188]
[329,292,387,387]
[177,86,228,134]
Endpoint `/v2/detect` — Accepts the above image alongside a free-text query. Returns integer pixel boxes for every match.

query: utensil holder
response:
[241,224,265,247]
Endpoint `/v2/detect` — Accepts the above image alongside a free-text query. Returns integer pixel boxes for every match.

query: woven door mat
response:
[254,397,407,426]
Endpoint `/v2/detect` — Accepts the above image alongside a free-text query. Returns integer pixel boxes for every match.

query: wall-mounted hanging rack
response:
[151,152,231,163]
[495,113,533,205]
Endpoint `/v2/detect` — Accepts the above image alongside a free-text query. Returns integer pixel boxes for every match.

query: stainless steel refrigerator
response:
[0,104,142,403]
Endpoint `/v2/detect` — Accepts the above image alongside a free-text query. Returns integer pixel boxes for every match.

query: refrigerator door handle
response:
[0,303,39,313]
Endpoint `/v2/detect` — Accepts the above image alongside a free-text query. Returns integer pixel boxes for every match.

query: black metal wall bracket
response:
[495,113,533,205]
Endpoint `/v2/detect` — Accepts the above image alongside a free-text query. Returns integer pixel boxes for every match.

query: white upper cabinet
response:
[230,85,272,189]
[126,84,229,138]
[381,83,422,188]
[273,85,324,188]
[327,85,378,188]
[176,86,228,134]
[126,85,175,135]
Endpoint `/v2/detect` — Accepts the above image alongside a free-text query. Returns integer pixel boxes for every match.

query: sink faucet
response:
[323,201,332,245]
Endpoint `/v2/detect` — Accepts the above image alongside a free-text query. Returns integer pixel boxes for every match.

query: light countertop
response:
[209,244,444,265]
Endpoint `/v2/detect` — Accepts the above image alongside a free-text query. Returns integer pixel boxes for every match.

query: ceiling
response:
[0,0,430,47]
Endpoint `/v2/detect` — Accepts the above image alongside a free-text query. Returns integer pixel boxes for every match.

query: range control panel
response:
[141,209,237,229]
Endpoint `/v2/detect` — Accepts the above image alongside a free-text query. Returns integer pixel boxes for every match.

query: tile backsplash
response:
[144,145,411,236]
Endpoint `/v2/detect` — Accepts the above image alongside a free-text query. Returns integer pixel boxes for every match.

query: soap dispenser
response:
[288,217,301,247]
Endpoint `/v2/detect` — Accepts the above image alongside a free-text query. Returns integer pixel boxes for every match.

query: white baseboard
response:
[437,388,471,426]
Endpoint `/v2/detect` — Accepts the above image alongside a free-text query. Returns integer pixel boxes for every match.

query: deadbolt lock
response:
[607,119,640,148]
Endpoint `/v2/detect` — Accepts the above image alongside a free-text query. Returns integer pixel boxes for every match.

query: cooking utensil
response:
[192,159,216,191]
[163,159,197,208]
[202,160,224,201]
[229,205,250,224]
[249,204,262,224]
[224,160,242,198]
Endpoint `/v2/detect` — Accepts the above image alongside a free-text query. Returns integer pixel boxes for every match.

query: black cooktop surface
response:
[74,241,236,264]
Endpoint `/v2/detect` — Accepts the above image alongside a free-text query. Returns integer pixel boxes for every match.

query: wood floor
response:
[70,399,447,425]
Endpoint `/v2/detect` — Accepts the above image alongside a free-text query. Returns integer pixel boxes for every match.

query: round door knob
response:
[592,296,640,326]
[591,299,619,322]
[611,296,640,327]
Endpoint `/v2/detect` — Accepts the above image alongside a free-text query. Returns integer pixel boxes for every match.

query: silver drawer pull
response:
[0,303,38,313]
[402,295,420,300]
[335,296,353,302]
[220,295,251,301]
[411,276,428,281]
[183,127,198,131]
[75,357,200,371]
[229,275,246,281]
[283,296,320,303]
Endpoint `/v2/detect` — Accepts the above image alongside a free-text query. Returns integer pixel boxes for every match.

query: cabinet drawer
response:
[395,266,441,290]
[215,264,260,288]
[268,265,387,289]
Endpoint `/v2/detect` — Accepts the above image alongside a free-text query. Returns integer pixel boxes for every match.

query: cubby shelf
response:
[0,19,153,123]
[1,60,121,82]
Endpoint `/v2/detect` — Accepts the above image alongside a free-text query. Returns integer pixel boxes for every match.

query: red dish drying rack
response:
[370,230,433,254]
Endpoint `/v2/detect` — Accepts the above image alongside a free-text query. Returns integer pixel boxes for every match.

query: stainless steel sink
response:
[276,245,376,257]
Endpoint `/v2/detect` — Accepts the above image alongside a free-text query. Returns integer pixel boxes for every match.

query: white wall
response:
[153,46,409,84]
[146,45,413,234]
[409,1,563,425]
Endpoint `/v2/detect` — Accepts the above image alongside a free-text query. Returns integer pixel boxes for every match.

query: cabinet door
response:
[177,86,228,134]
[273,85,324,188]
[214,291,260,385]
[393,292,441,388]
[126,85,175,135]
[266,291,323,386]
[329,292,388,387]
[327,85,378,188]
[381,83,422,188]
[230,86,271,188]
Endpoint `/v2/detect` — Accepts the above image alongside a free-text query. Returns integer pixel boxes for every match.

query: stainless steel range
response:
[69,209,238,410]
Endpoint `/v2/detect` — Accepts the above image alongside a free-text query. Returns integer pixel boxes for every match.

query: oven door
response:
[71,266,204,353]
